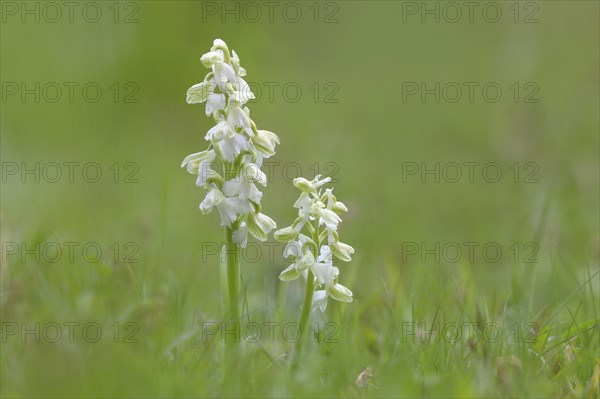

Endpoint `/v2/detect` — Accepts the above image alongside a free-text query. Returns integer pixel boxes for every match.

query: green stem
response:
[225,227,240,324]
[222,227,240,387]
[224,227,240,377]
[290,269,315,372]
[290,218,320,372]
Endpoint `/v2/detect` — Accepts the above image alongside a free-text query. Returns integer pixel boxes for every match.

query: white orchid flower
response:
[218,133,249,162]
[199,187,224,214]
[195,165,221,187]
[309,201,341,231]
[293,175,332,194]
[312,282,353,312]
[294,192,312,216]
[251,130,280,158]
[309,245,353,312]
[205,120,233,142]
[230,49,247,77]
[200,46,236,85]
[226,103,254,136]
[213,61,236,85]
[205,92,227,116]
[216,197,247,227]
[279,250,316,282]
[247,212,277,241]
[186,81,213,104]
[199,187,245,227]
[180,149,216,174]
[204,119,250,162]
[331,241,355,262]
[229,76,255,104]
[232,222,248,247]
[223,179,262,208]
[200,49,224,67]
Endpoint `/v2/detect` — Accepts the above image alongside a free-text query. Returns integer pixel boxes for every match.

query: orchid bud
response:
[274,226,298,242]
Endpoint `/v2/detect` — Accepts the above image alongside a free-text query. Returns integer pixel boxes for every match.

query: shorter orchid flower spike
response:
[275,176,354,313]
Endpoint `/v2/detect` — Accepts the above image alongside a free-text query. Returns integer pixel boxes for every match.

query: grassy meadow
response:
[1,1,599,397]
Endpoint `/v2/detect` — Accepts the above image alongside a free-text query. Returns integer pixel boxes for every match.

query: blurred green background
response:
[1,1,598,398]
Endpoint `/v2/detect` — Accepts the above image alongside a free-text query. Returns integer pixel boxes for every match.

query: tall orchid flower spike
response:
[274,175,354,370]
[181,39,279,332]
